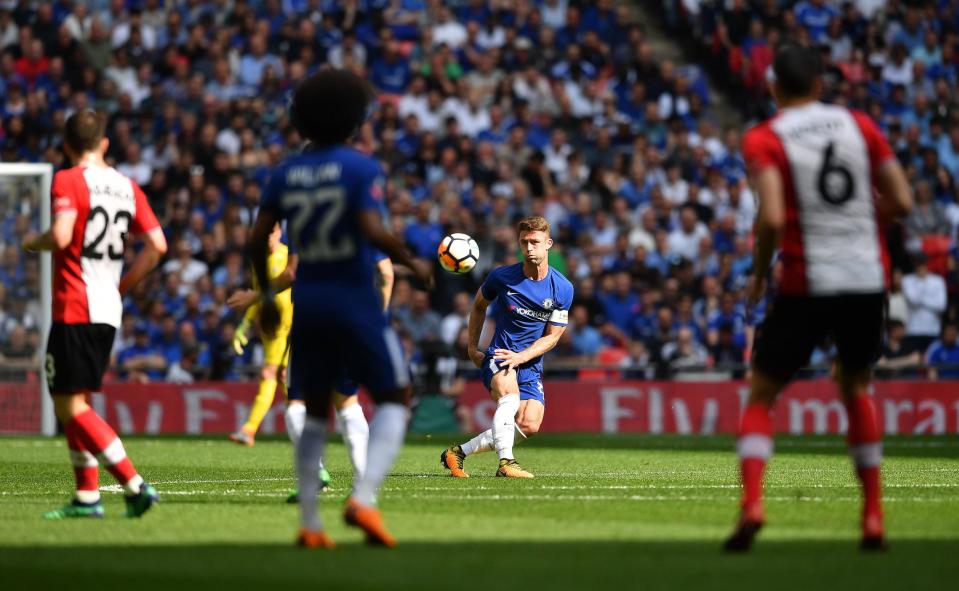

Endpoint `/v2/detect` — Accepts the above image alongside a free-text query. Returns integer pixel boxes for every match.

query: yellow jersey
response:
[244,243,294,330]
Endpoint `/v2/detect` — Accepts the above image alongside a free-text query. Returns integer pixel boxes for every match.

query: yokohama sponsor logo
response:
[2,380,957,434]
[509,305,551,322]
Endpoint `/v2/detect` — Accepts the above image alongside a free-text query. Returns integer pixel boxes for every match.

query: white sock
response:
[337,403,369,480]
[123,474,144,495]
[352,403,409,506]
[285,404,306,447]
[492,393,520,460]
[75,490,101,504]
[297,416,326,531]
[461,429,494,456]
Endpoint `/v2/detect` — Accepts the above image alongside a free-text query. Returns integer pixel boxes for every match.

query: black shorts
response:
[752,293,885,383]
[45,322,116,395]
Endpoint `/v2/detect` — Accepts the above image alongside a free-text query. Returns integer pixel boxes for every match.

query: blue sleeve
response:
[480,268,501,301]
[260,166,285,217]
[373,249,388,262]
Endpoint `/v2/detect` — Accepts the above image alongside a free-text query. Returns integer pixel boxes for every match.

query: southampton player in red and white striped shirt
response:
[724,45,913,552]
[23,110,168,520]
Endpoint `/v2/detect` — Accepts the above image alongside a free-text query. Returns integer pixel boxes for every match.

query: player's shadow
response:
[1,539,956,590]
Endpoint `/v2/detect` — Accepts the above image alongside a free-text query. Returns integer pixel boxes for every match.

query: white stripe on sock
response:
[850,442,882,468]
[96,438,127,465]
[737,434,773,460]
[70,449,98,468]
[75,490,101,504]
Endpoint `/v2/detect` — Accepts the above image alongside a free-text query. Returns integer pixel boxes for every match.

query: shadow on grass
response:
[1,539,956,591]
[405,434,959,460]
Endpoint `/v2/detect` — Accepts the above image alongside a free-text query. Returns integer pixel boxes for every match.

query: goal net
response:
[0,164,54,435]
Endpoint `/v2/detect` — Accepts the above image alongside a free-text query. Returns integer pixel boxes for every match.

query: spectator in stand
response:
[441,292,472,346]
[5,0,947,383]
[926,322,959,380]
[902,253,948,354]
[394,290,442,346]
[117,324,167,383]
[877,319,923,377]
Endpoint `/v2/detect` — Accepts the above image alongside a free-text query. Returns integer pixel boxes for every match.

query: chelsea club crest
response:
[542,298,555,310]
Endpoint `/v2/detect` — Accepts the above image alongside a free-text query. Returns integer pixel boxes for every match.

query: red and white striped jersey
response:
[51,164,160,327]
[742,102,895,296]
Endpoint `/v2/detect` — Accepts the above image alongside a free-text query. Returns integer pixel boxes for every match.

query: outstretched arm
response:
[493,323,567,371]
[22,212,77,252]
[467,289,491,368]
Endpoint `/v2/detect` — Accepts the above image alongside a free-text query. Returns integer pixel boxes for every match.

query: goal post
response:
[0,163,54,435]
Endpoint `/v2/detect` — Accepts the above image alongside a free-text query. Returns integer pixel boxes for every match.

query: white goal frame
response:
[0,163,55,435]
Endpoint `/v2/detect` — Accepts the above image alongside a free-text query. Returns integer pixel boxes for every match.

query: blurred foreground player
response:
[441,217,573,478]
[229,249,394,499]
[249,69,432,548]
[23,110,167,519]
[725,44,913,552]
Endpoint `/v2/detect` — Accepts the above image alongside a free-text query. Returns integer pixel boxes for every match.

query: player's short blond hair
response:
[517,216,550,236]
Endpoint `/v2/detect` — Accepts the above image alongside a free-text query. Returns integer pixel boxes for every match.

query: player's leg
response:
[344,324,410,547]
[489,369,533,478]
[230,334,283,446]
[333,386,369,480]
[832,293,887,551]
[284,345,330,504]
[45,392,103,519]
[45,324,158,519]
[441,357,501,478]
[725,297,822,551]
[295,391,335,548]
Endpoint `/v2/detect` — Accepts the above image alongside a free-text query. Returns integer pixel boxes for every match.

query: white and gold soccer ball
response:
[437,233,479,274]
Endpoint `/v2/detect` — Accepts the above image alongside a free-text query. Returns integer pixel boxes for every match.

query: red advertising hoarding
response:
[3,380,957,435]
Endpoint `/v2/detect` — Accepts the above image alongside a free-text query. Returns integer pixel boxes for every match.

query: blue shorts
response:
[288,289,409,407]
[481,355,545,405]
[286,355,360,400]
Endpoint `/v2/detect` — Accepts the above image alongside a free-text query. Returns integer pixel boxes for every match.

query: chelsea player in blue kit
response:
[442,217,573,478]
[250,70,432,548]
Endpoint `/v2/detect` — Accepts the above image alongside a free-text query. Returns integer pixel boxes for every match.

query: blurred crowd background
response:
[0,0,956,387]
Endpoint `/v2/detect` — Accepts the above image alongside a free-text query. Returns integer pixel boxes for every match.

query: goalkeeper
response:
[228,222,292,446]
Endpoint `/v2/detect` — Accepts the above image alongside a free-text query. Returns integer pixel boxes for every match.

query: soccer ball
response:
[437,233,479,274]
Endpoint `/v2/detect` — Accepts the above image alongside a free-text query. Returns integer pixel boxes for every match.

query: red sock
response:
[69,409,139,489]
[737,403,774,509]
[845,395,882,518]
[65,420,99,500]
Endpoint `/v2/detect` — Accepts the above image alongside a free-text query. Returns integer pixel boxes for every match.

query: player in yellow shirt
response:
[229,223,293,446]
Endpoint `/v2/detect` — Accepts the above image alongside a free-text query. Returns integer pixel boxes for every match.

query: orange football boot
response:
[344,497,396,548]
[440,446,470,478]
[296,528,336,549]
[495,459,534,478]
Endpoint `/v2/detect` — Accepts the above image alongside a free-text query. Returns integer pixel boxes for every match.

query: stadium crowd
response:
[0,0,957,385]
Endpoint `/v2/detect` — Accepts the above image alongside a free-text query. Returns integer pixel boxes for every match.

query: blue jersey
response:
[481,263,574,372]
[260,146,385,293]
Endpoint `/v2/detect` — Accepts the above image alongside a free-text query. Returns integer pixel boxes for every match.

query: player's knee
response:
[374,386,412,406]
[518,419,540,436]
[833,364,871,400]
[276,366,286,384]
[261,365,278,381]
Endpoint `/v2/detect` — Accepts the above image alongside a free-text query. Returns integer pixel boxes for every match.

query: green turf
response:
[1,434,957,590]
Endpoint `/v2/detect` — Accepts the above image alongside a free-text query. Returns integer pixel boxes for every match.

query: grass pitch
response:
[1,434,956,590]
